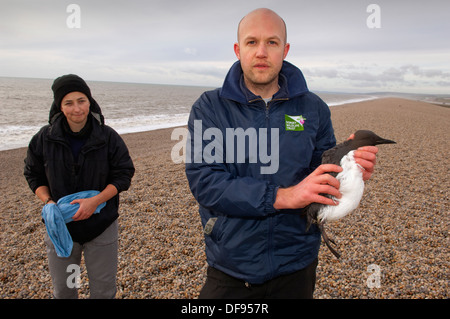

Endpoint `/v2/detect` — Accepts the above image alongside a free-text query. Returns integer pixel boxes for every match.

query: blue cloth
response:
[42,190,106,257]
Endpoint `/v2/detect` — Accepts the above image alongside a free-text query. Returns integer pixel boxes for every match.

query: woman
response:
[24,74,135,298]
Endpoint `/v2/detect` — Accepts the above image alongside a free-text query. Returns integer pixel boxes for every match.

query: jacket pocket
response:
[204,215,225,242]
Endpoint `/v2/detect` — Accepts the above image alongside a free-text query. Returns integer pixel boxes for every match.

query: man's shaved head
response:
[237,8,287,44]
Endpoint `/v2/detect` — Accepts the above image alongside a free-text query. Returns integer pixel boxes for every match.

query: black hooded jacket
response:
[24,98,135,244]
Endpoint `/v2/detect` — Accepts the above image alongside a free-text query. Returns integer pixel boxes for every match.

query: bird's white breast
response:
[318,150,365,222]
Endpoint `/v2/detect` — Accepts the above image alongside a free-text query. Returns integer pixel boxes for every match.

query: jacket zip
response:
[265,99,275,281]
[253,97,289,281]
[48,133,105,191]
[47,137,80,190]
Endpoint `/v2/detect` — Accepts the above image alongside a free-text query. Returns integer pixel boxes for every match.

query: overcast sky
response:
[1,0,449,94]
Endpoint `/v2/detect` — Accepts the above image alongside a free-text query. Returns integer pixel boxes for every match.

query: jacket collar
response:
[46,114,106,151]
[220,60,309,104]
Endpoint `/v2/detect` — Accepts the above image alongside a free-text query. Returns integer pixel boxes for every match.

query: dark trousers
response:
[199,259,318,299]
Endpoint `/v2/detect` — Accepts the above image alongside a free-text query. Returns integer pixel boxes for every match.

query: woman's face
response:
[60,91,90,132]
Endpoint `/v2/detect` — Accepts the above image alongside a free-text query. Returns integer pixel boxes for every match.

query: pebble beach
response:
[0,97,448,299]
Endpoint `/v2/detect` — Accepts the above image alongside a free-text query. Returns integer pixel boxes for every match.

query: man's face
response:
[234,10,290,95]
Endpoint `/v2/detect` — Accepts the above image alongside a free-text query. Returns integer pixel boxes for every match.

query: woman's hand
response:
[71,184,118,221]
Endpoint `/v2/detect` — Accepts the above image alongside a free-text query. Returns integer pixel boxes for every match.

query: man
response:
[185,8,378,298]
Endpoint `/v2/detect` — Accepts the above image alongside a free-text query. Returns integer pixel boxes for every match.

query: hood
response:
[220,60,309,104]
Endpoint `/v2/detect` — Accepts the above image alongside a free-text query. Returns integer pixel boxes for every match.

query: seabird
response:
[305,130,396,258]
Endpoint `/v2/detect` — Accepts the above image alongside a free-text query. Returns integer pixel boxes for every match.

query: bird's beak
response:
[377,138,396,145]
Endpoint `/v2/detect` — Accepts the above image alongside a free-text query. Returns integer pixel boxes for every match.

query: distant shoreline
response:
[1,94,448,152]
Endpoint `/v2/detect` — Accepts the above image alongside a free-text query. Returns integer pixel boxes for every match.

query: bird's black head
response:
[352,130,396,148]
[321,130,396,166]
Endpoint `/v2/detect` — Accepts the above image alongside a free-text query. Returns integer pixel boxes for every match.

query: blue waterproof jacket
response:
[185,61,336,284]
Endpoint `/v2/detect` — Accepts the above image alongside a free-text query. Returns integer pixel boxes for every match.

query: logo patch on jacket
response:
[285,115,306,131]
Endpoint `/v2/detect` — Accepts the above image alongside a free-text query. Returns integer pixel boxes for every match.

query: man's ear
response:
[234,42,241,60]
[283,43,290,59]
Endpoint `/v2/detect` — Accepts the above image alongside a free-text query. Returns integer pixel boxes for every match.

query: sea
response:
[0,76,382,151]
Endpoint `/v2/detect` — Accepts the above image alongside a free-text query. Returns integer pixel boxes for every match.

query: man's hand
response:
[273,164,343,210]
[348,133,378,181]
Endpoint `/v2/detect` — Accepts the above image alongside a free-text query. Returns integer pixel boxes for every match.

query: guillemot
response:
[305,130,396,258]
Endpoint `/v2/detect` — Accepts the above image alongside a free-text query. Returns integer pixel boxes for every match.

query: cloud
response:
[302,62,450,92]
[400,65,448,78]
[183,48,198,56]
[0,0,449,93]
[303,68,339,79]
